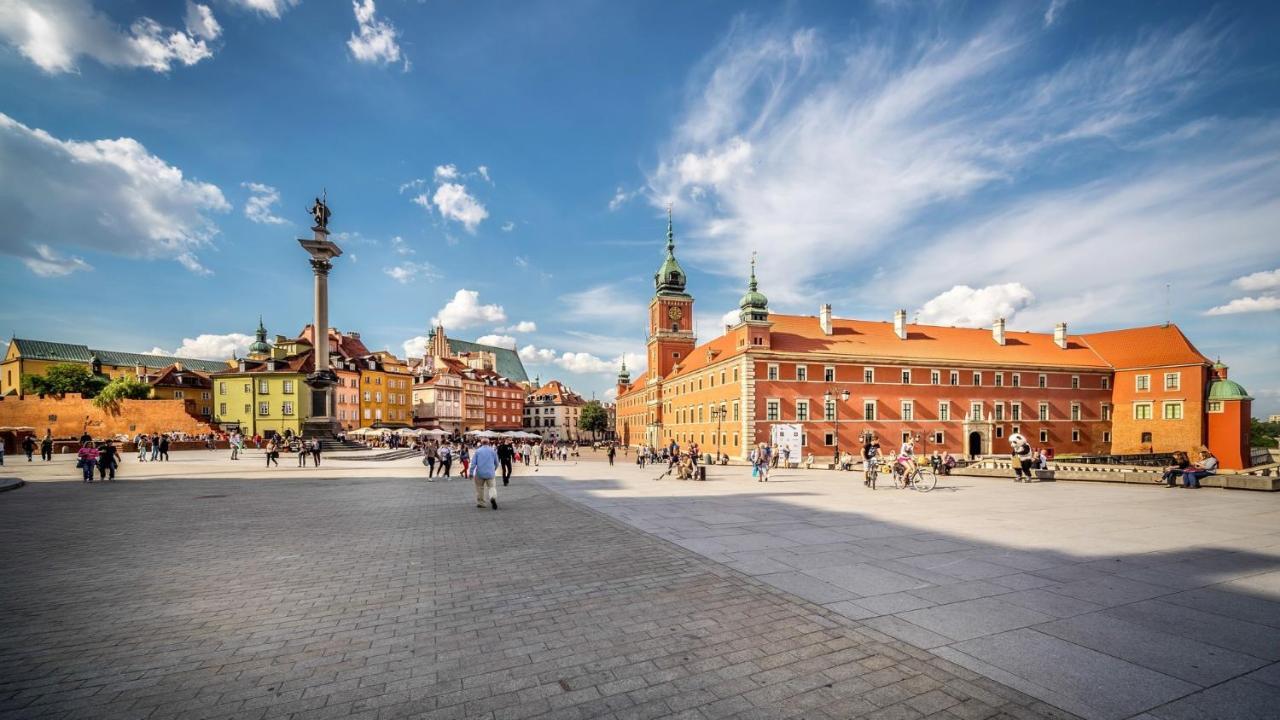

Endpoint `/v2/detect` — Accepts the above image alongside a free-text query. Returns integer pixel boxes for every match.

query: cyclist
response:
[862,438,879,488]
[897,437,918,489]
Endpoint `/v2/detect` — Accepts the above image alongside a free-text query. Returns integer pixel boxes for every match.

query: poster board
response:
[770,424,803,466]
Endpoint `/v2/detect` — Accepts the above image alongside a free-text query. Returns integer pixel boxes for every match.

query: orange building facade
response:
[615,219,1253,468]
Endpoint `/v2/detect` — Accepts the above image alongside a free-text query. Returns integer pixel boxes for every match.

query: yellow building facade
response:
[356,353,413,426]
[211,358,311,438]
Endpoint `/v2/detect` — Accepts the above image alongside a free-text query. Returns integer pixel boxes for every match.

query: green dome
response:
[738,255,769,323]
[248,316,272,355]
[654,210,689,296]
[1208,378,1250,401]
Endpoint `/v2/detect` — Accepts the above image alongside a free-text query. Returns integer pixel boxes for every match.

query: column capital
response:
[310,258,332,276]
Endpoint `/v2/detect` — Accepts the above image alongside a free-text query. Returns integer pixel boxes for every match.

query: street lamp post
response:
[824,388,851,469]
[710,401,727,463]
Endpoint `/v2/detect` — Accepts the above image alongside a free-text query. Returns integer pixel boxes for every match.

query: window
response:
[932,431,944,444]
[218,403,227,416]
[766,399,780,421]
[1071,376,1080,390]
[995,426,1004,439]
[796,366,808,381]
[732,401,739,421]
[901,401,914,421]
[363,408,371,419]
[721,371,726,385]
[767,365,779,381]
[864,368,874,383]
[994,373,1004,387]
[1038,403,1049,421]
[733,368,739,382]
[824,432,835,446]
[219,382,227,395]
[173,391,185,399]
[1012,425,1020,435]
[1164,372,1180,390]
[1070,403,1081,421]
[863,401,876,420]
[258,402,269,416]
[201,391,211,400]
[973,372,982,386]
[1141,431,1153,443]
[824,367,835,382]
[733,433,739,446]
[1012,373,1021,388]
[1102,404,1113,421]
[824,400,836,421]
[1207,400,1223,413]
[1103,431,1112,443]
[901,432,911,443]
[259,380,269,394]
[949,371,959,386]
[283,380,293,394]
[901,369,912,384]
[1071,429,1080,442]
[1134,402,1153,420]
[938,402,950,421]
[244,404,251,414]
[1101,377,1110,389]
[1038,374,1047,389]
[796,401,809,421]
[1136,374,1150,391]
[930,370,940,385]
[970,402,983,420]
[201,406,210,416]
[1163,401,1183,420]
[375,392,382,403]
[994,403,1004,421]
[282,401,294,416]
[1039,429,1049,443]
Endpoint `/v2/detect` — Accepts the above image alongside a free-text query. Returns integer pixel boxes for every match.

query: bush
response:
[92,376,153,413]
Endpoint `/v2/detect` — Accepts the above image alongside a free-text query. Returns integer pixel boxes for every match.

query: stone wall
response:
[0,394,215,443]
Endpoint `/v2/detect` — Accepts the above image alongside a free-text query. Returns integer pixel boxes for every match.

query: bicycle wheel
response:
[866,465,877,489]
[912,468,937,492]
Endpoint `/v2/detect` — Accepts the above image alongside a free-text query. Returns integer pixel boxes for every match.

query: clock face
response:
[667,306,684,321]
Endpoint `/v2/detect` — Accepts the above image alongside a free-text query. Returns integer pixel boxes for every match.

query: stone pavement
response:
[0,471,1069,720]
[537,460,1280,720]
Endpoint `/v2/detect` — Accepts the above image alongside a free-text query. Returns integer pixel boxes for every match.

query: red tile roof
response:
[1078,324,1209,369]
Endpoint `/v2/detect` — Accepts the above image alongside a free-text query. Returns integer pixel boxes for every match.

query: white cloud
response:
[22,244,92,277]
[518,345,557,363]
[603,387,618,400]
[513,255,528,267]
[346,0,404,69]
[0,0,220,73]
[0,112,229,275]
[434,164,459,181]
[1044,0,1071,28]
[401,335,429,359]
[502,321,537,333]
[647,16,1232,306]
[915,283,1035,327]
[383,261,439,284]
[1204,297,1280,316]
[390,235,413,255]
[228,0,298,19]
[478,166,491,183]
[609,186,638,211]
[431,289,506,329]
[411,193,431,210]
[432,182,488,232]
[561,285,645,323]
[241,181,287,224]
[150,332,252,360]
[518,345,642,376]
[501,221,515,232]
[1232,268,1280,292]
[474,334,518,350]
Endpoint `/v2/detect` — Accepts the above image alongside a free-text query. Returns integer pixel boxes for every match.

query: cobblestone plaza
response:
[2,454,1278,719]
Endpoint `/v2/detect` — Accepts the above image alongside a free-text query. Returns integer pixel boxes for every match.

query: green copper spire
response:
[654,206,689,296]
[248,316,272,355]
[617,357,631,384]
[739,252,769,323]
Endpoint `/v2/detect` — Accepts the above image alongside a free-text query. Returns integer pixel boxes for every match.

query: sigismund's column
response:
[298,194,343,436]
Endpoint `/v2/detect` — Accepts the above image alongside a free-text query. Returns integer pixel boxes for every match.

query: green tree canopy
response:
[1250,417,1279,449]
[577,400,609,438]
[21,363,109,398]
[92,376,153,413]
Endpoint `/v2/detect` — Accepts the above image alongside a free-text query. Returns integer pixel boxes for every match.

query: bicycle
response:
[891,460,937,492]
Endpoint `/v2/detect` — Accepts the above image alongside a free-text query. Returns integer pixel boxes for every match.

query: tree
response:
[577,401,609,439]
[1250,418,1280,449]
[92,376,153,413]
[21,363,109,398]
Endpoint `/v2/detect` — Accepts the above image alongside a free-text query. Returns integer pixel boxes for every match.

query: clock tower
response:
[648,210,696,378]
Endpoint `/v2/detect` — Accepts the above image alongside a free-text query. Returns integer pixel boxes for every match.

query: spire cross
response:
[749,251,758,290]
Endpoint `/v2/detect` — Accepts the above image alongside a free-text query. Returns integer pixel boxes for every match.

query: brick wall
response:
[0,394,216,441]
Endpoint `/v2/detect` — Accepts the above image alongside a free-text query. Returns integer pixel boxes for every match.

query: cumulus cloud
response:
[149,332,252,360]
[432,183,488,232]
[477,166,491,183]
[22,244,93,277]
[383,261,439,284]
[241,182,287,224]
[434,164,459,181]
[518,345,558,363]
[915,283,1035,327]
[609,186,639,211]
[0,112,229,276]
[675,137,752,189]
[518,344,641,376]
[499,321,537,333]
[1204,297,1280,316]
[401,335,429,359]
[1232,268,1280,292]
[474,334,518,350]
[228,0,298,19]
[0,0,221,74]
[347,0,405,69]
[431,289,506,329]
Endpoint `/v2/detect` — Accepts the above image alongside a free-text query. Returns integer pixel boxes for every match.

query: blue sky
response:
[1,0,1278,414]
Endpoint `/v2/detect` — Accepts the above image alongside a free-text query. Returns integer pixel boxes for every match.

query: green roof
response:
[447,338,529,382]
[1209,378,1251,401]
[12,338,227,373]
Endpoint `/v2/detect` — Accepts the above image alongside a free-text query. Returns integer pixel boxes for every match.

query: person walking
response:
[229,431,240,461]
[425,442,438,478]
[470,438,500,510]
[21,435,35,462]
[40,430,54,461]
[311,439,322,467]
[137,434,149,462]
[607,444,616,466]
[265,438,279,467]
[296,438,309,467]
[459,444,471,477]
[439,444,453,478]
[150,433,160,461]
[158,434,170,461]
[97,440,119,482]
[76,441,98,482]
[497,441,514,486]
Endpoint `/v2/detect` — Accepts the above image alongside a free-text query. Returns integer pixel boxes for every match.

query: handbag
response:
[751,465,759,477]
[75,458,84,469]
[422,456,430,467]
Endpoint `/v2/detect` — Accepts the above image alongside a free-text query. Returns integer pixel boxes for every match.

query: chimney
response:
[893,309,907,340]
[992,318,1006,346]
[819,304,833,335]
[349,331,360,339]
[1054,322,1068,349]
[238,359,246,372]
